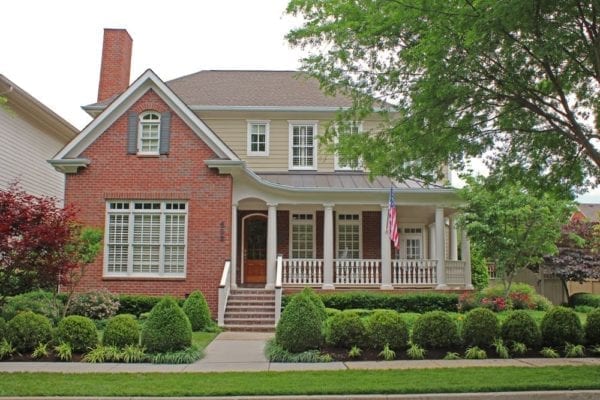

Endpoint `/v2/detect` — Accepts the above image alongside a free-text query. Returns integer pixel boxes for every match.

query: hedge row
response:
[571,293,600,308]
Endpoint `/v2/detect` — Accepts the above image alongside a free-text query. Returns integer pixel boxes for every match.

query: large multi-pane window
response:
[289,122,317,169]
[105,201,187,276]
[290,213,315,258]
[334,122,362,171]
[247,121,269,156]
[138,112,161,154]
[337,213,361,259]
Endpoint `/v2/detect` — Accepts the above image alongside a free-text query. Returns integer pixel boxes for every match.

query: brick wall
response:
[65,89,232,316]
[363,211,381,258]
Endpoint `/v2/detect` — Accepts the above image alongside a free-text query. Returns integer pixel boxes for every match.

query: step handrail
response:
[275,254,283,324]
[217,259,231,327]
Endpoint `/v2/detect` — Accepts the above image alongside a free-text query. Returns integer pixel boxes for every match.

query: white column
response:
[461,229,474,289]
[265,203,278,289]
[231,203,238,289]
[380,204,393,289]
[450,216,458,261]
[428,224,436,259]
[322,203,335,289]
[435,207,447,289]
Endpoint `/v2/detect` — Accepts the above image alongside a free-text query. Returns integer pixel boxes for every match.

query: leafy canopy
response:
[286,0,600,195]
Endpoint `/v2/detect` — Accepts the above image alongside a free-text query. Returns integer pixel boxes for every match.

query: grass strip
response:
[0,366,599,396]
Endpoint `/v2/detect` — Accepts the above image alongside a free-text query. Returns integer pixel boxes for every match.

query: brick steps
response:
[223,288,276,332]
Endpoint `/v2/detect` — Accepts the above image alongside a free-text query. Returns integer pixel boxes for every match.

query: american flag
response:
[387,187,400,250]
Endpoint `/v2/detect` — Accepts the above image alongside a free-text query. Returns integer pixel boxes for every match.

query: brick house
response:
[51,29,473,330]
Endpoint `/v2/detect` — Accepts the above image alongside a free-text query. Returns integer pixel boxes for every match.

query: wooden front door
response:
[243,215,267,284]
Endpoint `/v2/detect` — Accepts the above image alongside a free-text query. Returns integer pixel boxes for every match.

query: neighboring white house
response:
[0,74,78,200]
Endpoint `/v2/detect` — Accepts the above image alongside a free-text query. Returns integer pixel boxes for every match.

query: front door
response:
[243,215,267,284]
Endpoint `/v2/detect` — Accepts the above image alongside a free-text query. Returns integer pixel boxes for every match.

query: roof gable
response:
[54,69,238,161]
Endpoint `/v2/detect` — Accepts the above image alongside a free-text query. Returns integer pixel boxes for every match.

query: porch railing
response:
[445,260,466,285]
[275,255,283,324]
[217,259,231,327]
[282,258,323,285]
[335,259,381,285]
[392,259,437,285]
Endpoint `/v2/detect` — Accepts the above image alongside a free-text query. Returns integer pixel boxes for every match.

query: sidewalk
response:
[0,331,599,373]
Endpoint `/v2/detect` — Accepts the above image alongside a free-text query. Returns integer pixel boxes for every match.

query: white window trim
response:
[138,111,161,155]
[104,200,188,278]
[334,122,363,171]
[246,120,270,156]
[288,120,318,170]
[395,223,425,260]
[289,212,316,259]
[336,212,362,259]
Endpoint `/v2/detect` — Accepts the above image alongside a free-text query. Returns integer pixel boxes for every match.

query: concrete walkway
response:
[0,331,599,373]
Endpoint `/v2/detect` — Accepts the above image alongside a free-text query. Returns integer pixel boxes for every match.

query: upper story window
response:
[334,122,363,171]
[138,112,161,154]
[247,121,270,156]
[289,121,317,170]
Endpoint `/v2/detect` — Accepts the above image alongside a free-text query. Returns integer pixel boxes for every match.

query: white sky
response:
[2,0,599,202]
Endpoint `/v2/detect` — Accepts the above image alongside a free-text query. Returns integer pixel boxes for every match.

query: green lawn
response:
[192,331,219,350]
[0,367,599,396]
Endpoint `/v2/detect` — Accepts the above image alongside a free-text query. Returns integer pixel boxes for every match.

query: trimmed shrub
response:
[68,289,120,320]
[141,297,192,353]
[301,287,327,322]
[571,293,600,308]
[500,310,541,348]
[459,283,551,312]
[324,310,366,348]
[118,295,162,316]
[276,292,323,353]
[318,292,458,313]
[0,318,6,341]
[412,311,460,349]
[103,314,140,348]
[56,315,98,353]
[1,290,63,322]
[585,308,600,346]
[541,307,584,347]
[182,290,212,331]
[6,311,53,352]
[366,310,408,351]
[462,308,499,348]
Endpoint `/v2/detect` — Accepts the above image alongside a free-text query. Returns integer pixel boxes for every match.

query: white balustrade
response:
[282,259,323,285]
[334,259,381,285]
[392,259,437,285]
[445,260,466,285]
[217,260,231,327]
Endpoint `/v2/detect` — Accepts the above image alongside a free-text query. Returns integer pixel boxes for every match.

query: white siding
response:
[0,107,68,200]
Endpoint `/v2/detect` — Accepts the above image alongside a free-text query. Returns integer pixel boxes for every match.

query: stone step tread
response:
[225,313,275,319]
[225,325,275,332]
[224,319,276,325]
[230,289,275,294]
[227,301,276,306]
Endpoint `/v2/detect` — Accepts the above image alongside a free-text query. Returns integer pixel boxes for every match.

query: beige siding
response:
[0,107,67,199]
[198,110,383,172]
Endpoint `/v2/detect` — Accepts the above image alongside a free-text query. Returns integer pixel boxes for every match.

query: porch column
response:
[266,203,278,289]
[461,229,474,289]
[231,203,238,289]
[380,204,393,289]
[435,207,447,289]
[322,203,335,289]
[450,216,458,260]
[428,224,436,259]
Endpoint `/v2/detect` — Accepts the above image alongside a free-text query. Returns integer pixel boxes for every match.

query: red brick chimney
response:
[97,28,133,102]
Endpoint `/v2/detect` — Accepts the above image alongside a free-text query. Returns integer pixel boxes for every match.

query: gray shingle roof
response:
[578,203,600,222]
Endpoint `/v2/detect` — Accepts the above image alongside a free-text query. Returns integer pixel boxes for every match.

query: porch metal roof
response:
[255,172,448,191]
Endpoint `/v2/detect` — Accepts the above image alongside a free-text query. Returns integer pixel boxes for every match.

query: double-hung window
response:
[289,121,317,169]
[138,112,161,154]
[334,122,362,171]
[290,213,315,258]
[337,213,361,259]
[247,121,269,156]
[105,201,187,277]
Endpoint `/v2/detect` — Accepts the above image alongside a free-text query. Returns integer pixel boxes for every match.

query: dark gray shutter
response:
[159,112,171,155]
[127,112,138,154]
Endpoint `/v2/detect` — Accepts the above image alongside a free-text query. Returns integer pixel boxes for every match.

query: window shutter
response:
[127,112,138,154]
[159,112,171,154]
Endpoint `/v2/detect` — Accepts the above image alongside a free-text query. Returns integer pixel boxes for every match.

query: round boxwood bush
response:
[500,310,541,348]
[366,310,408,351]
[182,290,212,331]
[103,314,140,348]
[276,292,324,353]
[56,315,98,353]
[462,307,499,347]
[541,307,584,347]
[411,311,460,349]
[141,297,192,353]
[585,308,600,346]
[1,290,63,323]
[324,310,366,348]
[6,311,53,352]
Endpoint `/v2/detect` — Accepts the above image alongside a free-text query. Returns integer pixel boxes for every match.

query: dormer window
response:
[139,112,161,154]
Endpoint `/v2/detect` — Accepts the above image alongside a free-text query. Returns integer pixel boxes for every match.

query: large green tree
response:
[459,176,573,294]
[286,0,600,195]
